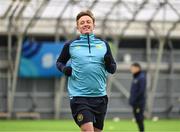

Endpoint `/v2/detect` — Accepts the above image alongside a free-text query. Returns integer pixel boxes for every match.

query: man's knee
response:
[94,127,102,132]
[81,122,94,132]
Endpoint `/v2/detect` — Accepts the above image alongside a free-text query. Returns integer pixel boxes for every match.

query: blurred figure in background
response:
[129,63,146,132]
[56,10,116,132]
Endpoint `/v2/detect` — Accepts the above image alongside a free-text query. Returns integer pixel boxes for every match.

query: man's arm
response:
[56,42,71,76]
[104,42,116,74]
[137,77,146,97]
[129,86,138,106]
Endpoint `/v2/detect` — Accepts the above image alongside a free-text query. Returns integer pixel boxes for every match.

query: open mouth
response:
[83,26,90,30]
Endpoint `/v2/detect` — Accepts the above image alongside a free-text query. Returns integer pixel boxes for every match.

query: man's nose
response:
[84,22,90,25]
[83,24,89,27]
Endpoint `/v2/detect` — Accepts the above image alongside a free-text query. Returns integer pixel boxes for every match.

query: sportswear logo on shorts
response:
[77,113,83,122]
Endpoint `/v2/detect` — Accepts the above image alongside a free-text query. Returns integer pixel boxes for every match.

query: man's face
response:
[130,66,140,74]
[77,15,95,34]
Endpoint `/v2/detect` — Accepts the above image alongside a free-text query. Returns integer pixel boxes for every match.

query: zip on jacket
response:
[87,34,91,53]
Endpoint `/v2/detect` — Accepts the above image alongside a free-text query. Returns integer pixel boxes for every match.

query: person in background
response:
[56,10,116,132]
[129,62,146,132]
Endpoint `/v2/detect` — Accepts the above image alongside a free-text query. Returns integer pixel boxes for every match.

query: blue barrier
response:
[19,40,64,78]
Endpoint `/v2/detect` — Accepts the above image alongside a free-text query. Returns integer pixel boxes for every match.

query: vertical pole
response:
[166,40,174,118]
[7,22,12,117]
[54,77,65,119]
[9,33,23,118]
[31,79,37,112]
[107,37,118,96]
[147,38,165,117]
[146,23,152,118]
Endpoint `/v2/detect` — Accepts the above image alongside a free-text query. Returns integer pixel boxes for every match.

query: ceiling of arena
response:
[1,0,180,38]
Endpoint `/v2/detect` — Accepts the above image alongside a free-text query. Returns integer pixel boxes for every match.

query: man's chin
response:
[81,31,92,34]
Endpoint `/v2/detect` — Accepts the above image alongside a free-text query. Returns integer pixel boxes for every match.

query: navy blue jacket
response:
[129,71,146,107]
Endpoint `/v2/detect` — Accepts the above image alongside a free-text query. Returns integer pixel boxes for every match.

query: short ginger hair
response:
[76,10,95,24]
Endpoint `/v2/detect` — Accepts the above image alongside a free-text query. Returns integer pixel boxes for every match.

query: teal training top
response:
[56,33,116,97]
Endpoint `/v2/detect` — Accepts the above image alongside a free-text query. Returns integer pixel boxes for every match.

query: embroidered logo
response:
[136,108,140,113]
[133,79,138,84]
[75,46,81,49]
[96,44,103,49]
[77,113,83,122]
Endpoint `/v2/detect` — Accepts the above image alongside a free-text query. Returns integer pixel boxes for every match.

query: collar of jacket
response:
[133,71,141,78]
[80,33,95,40]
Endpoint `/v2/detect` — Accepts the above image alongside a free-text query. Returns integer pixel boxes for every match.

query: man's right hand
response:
[63,66,72,76]
[104,54,112,66]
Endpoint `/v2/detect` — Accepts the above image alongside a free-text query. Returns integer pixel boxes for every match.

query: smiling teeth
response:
[84,26,90,29]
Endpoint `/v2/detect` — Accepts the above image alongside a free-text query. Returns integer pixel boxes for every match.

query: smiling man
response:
[56,10,116,132]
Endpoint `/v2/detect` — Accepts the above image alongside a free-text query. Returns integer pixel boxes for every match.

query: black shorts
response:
[70,95,108,130]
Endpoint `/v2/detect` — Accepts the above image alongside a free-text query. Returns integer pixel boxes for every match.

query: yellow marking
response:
[77,113,83,122]
[96,44,103,49]
[136,108,140,113]
[76,46,81,49]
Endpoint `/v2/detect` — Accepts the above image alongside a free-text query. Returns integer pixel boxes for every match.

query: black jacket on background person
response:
[129,71,146,107]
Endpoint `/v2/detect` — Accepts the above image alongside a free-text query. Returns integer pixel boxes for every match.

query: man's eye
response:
[87,20,91,24]
[80,21,84,25]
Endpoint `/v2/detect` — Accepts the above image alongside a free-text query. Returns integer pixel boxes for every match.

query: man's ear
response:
[76,23,79,30]
[76,26,80,32]
[93,23,96,29]
[76,25,81,33]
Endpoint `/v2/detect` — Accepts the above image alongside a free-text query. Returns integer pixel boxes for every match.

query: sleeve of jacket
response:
[56,42,71,72]
[104,41,117,74]
[137,77,146,97]
[129,84,138,106]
